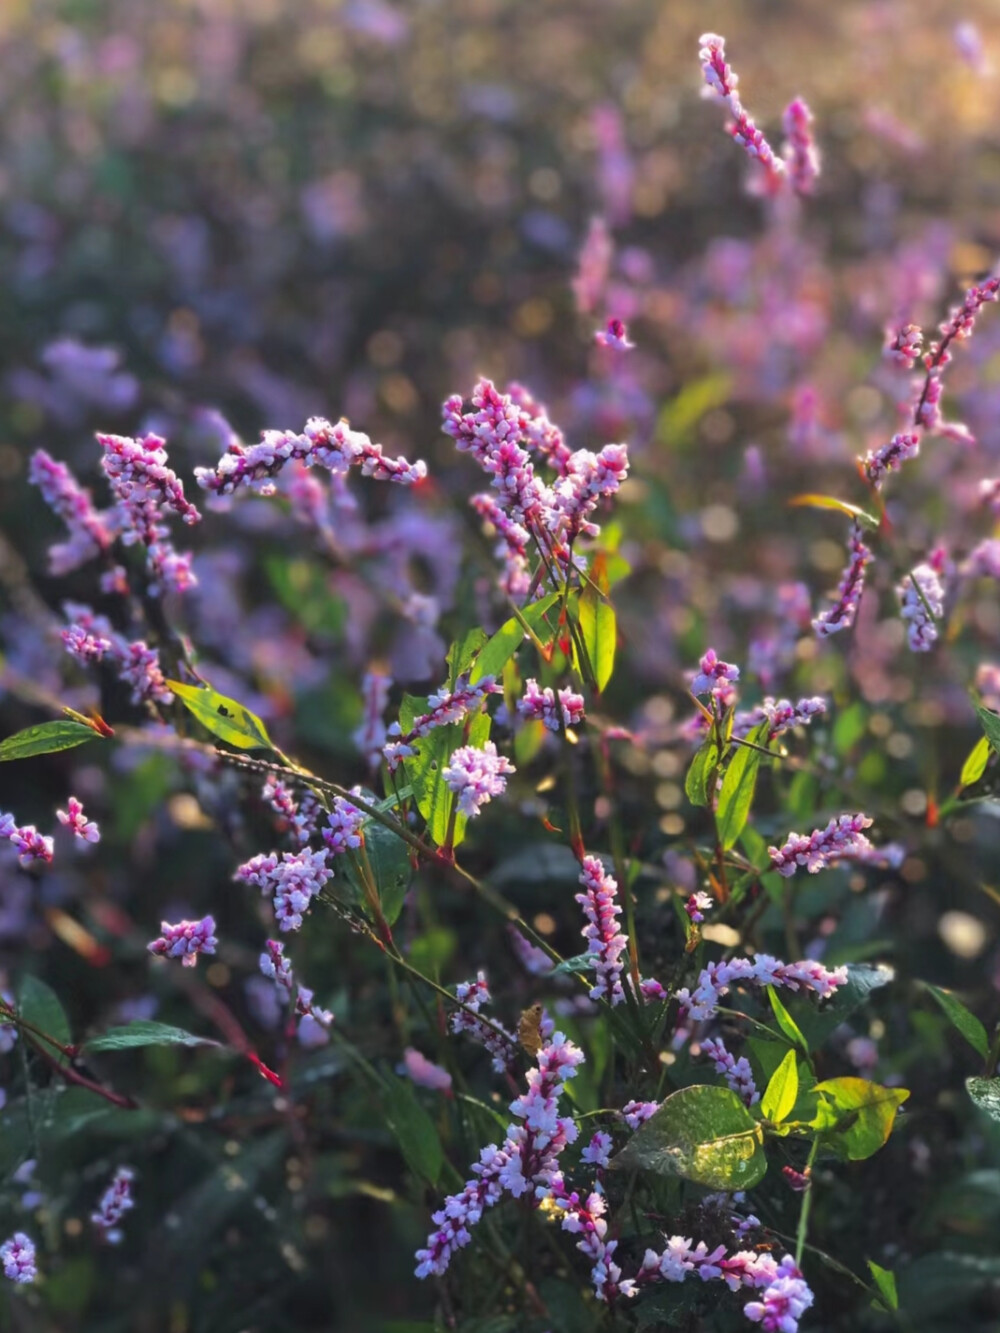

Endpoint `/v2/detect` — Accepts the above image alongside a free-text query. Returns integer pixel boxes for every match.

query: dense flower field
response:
[2,2,1000,1330]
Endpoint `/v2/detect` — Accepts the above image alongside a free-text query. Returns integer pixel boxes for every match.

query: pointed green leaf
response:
[867,1260,898,1311]
[18,975,72,1063]
[609,1084,766,1189]
[761,1048,799,1123]
[400,697,491,851]
[381,1075,443,1185]
[470,593,560,685]
[0,719,99,762]
[960,735,991,787]
[920,982,989,1059]
[167,680,274,751]
[83,1021,220,1053]
[684,737,719,808]
[578,555,616,693]
[767,986,810,1054]
[360,818,413,926]
[446,630,488,687]
[715,722,770,850]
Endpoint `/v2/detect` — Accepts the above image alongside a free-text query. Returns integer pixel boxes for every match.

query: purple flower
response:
[235,848,331,932]
[28,449,115,575]
[769,812,875,876]
[897,563,944,651]
[963,538,1000,580]
[91,1167,135,1245]
[384,674,501,771]
[575,856,628,1005]
[322,792,366,854]
[699,33,785,192]
[442,741,514,818]
[594,318,635,350]
[676,954,847,1023]
[581,1131,613,1168]
[401,1048,452,1093]
[885,323,923,369]
[862,432,920,488]
[743,1255,814,1331]
[621,1099,661,1130]
[517,679,586,732]
[56,796,100,844]
[450,972,518,1072]
[353,671,393,770]
[685,891,713,924]
[0,810,54,868]
[812,526,872,638]
[700,1037,759,1106]
[0,1233,36,1283]
[690,649,740,700]
[782,98,820,195]
[147,916,218,967]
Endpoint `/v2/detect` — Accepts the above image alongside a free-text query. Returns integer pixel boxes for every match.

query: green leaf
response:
[83,1021,220,1053]
[789,493,878,528]
[867,1260,899,1311]
[920,982,989,1059]
[18,975,72,1063]
[960,734,992,787]
[977,706,1000,755]
[761,1048,799,1123]
[715,722,770,850]
[360,818,413,927]
[167,680,274,751]
[609,1084,766,1189]
[0,719,99,762]
[684,736,719,808]
[470,593,560,685]
[264,556,345,637]
[657,372,732,449]
[967,1076,1000,1123]
[447,630,488,688]
[832,702,867,757]
[812,1077,909,1159]
[578,554,616,692]
[767,986,810,1054]
[381,1075,443,1185]
[401,698,492,851]
[552,952,597,976]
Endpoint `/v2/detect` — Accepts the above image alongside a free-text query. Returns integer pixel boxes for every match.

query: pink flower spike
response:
[147,916,218,967]
[768,813,876,876]
[402,1048,453,1093]
[698,33,785,192]
[91,1167,135,1245]
[782,98,820,195]
[575,855,628,1005]
[812,526,871,638]
[594,318,634,350]
[442,741,514,818]
[56,796,100,845]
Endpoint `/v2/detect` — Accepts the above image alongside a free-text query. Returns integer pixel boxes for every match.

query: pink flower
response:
[700,1037,759,1106]
[0,1233,37,1283]
[402,1048,452,1093]
[782,98,820,195]
[56,796,100,844]
[769,812,876,876]
[884,323,923,369]
[575,856,628,1005]
[690,649,740,700]
[147,916,218,967]
[812,526,871,638]
[861,432,920,488]
[442,741,514,818]
[897,563,944,651]
[91,1167,135,1244]
[0,811,54,868]
[685,892,713,924]
[698,33,785,192]
[517,679,586,732]
[594,318,635,350]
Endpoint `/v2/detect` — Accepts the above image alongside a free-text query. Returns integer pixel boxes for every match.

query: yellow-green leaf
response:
[578,555,616,693]
[960,735,991,787]
[167,681,274,751]
[812,1077,909,1159]
[789,493,878,527]
[716,722,770,850]
[761,1048,799,1123]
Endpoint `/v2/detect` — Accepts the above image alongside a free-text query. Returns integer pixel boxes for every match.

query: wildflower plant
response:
[1,15,1000,1333]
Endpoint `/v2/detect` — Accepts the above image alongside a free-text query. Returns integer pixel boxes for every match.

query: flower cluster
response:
[917,276,1000,433]
[384,674,501,770]
[91,1167,135,1244]
[0,810,54,868]
[147,916,218,967]
[61,604,174,706]
[575,856,628,1004]
[442,741,514,818]
[897,563,944,651]
[402,1048,452,1092]
[700,1037,759,1106]
[322,792,366,854]
[414,1031,583,1278]
[621,1099,661,1130]
[0,1233,36,1284]
[676,955,847,1024]
[685,891,714,923]
[56,796,101,844]
[690,649,740,703]
[861,432,920,488]
[261,778,321,846]
[443,378,628,592]
[193,415,426,498]
[259,940,333,1045]
[235,848,331,931]
[97,432,201,594]
[698,33,785,191]
[885,323,924,369]
[781,98,819,195]
[353,671,393,771]
[769,812,876,876]
[28,449,114,575]
[812,527,871,637]
[517,678,586,732]
[449,973,518,1072]
[594,317,634,350]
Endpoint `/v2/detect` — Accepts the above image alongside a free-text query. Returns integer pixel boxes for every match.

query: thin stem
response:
[795,1137,821,1265]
